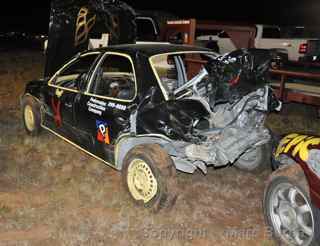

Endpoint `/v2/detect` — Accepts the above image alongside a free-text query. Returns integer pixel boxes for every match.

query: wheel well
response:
[268,163,310,197]
[114,135,172,170]
[21,93,44,124]
[21,93,42,106]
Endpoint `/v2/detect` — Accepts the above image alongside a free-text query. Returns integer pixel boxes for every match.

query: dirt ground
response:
[0,50,320,246]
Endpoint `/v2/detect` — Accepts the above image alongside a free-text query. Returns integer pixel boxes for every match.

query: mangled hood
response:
[138,48,281,143]
[173,48,279,111]
[200,48,274,106]
[136,49,283,168]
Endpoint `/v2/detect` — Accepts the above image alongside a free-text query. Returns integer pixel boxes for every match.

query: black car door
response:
[73,52,137,165]
[43,52,101,142]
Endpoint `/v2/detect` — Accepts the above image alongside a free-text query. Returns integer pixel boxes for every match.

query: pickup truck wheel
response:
[264,175,320,246]
[122,144,178,212]
[206,41,220,53]
[234,143,271,173]
[21,96,41,136]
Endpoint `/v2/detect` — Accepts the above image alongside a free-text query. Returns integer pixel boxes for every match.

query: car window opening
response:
[91,54,136,101]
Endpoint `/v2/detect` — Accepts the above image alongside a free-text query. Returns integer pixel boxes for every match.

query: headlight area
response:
[254,86,282,112]
[306,149,320,177]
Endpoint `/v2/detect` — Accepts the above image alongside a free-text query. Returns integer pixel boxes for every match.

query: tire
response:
[122,144,178,212]
[270,58,283,70]
[107,3,136,45]
[270,51,288,70]
[21,96,41,136]
[206,41,220,53]
[234,143,271,173]
[264,175,320,246]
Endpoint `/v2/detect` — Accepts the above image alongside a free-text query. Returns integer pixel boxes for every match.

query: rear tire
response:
[21,96,41,136]
[122,144,178,212]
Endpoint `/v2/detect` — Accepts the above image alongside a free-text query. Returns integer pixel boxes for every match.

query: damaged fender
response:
[274,133,320,208]
[115,134,207,174]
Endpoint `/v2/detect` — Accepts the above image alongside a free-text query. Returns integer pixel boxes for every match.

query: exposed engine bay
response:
[139,49,281,173]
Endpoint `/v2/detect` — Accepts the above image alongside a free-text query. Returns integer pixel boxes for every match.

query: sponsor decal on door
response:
[96,120,110,144]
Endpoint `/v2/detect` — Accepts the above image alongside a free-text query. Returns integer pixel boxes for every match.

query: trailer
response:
[270,69,320,114]
[163,18,257,52]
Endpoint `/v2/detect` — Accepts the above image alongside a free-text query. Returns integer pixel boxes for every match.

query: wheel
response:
[107,2,136,45]
[264,175,320,246]
[122,144,178,212]
[206,40,220,53]
[234,143,271,173]
[270,51,288,70]
[21,96,41,136]
[270,58,283,70]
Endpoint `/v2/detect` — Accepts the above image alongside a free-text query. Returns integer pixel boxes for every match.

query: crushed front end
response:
[139,48,281,173]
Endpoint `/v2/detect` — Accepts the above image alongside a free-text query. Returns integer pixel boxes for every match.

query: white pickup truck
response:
[197,25,319,62]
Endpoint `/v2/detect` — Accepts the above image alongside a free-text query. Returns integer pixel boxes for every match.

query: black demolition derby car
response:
[21,44,281,210]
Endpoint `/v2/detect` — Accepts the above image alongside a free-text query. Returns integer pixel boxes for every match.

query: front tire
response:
[264,174,320,246]
[122,144,178,212]
[21,96,41,136]
[234,144,271,173]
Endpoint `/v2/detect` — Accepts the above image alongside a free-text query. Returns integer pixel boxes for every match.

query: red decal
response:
[51,98,62,127]
[229,74,240,86]
[104,127,110,144]
[96,122,110,144]
[97,130,104,142]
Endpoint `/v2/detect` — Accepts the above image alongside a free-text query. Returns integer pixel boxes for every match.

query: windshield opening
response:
[150,52,217,98]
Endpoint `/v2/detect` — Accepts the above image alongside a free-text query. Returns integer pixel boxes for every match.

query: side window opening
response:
[91,54,136,100]
[151,52,213,97]
[152,54,209,93]
[262,27,281,39]
[52,54,99,90]
[152,54,179,93]
[218,31,230,38]
[136,17,158,41]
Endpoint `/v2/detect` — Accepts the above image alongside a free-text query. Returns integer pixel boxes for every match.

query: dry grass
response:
[0,50,319,245]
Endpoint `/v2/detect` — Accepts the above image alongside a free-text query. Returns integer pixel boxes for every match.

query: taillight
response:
[299,43,308,54]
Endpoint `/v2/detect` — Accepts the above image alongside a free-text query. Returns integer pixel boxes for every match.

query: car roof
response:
[94,43,212,57]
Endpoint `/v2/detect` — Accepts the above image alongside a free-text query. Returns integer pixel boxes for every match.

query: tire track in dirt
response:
[0,191,50,209]
[0,225,51,243]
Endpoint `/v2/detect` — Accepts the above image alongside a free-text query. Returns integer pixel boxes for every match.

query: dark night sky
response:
[0,0,320,33]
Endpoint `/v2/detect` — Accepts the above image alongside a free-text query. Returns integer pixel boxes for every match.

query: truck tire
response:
[234,143,271,173]
[264,172,320,246]
[21,96,42,136]
[270,50,288,69]
[206,40,220,53]
[122,144,178,212]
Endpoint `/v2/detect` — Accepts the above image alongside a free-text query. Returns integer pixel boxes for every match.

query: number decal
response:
[275,134,320,161]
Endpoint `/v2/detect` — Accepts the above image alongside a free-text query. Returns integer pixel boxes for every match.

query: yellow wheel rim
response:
[127,159,158,204]
[24,105,35,131]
